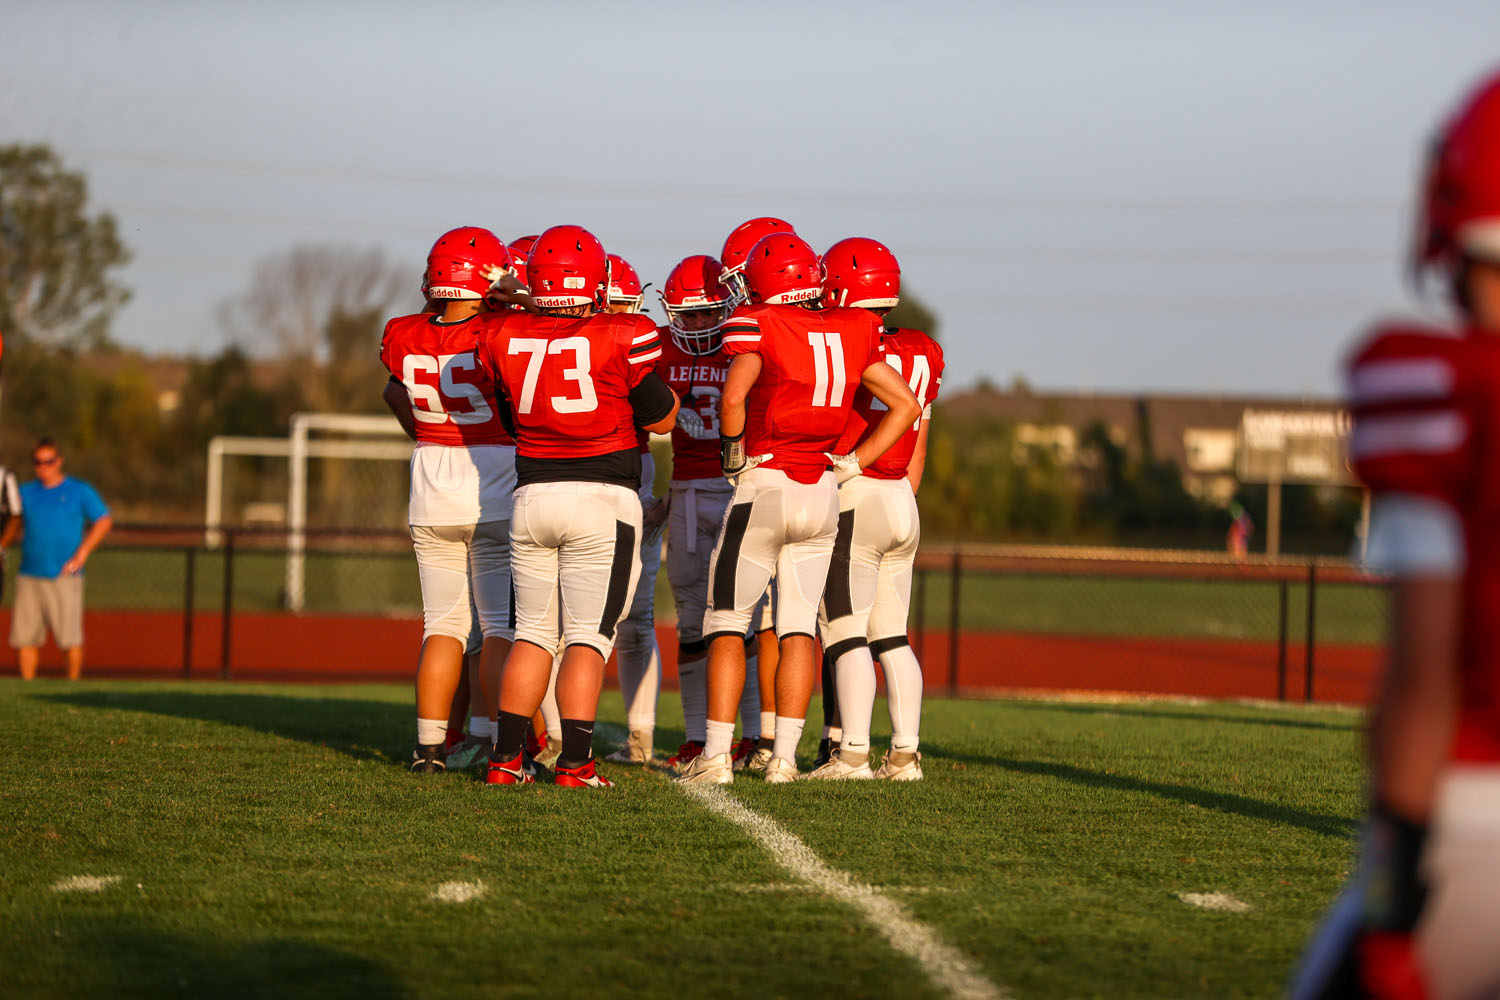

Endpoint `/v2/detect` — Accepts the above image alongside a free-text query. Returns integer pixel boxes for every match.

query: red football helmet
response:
[1417,69,1500,276]
[607,254,647,312]
[527,225,609,309]
[660,254,734,355]
[821,237,901,310]
[424,227,512,300]
[743,233,823,306]
[508,234,539,286]
[719,217,795,301]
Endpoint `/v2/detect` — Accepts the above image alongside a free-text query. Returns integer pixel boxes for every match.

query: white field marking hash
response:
[50,875,122,893]
[1176,891,1253,913]
[429,880,486,904]
[680,783,1006,1000]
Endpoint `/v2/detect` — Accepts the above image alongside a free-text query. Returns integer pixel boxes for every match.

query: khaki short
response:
[11,573,84,649]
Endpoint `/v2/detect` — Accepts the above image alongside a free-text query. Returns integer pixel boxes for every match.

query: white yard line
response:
[679,782,1007,1000]
[50,874,122,893]
[429,880,486,903]
[1176,891,1253,913]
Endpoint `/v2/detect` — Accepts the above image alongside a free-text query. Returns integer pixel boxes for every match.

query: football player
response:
[676,232,920,784]
[1290,69,1500,1000]
[477,226,678,788]
[804,238,943,782]
[600,253,668,765]
[654,253,766,772]
[379,227,518,773]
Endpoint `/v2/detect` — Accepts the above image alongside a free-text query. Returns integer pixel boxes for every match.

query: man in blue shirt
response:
[0,439,112,680]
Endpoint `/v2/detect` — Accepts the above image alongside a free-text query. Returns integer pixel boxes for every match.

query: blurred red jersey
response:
[1347,320,1500,762]
[720,304,884,484]
[658,331,730,481]
[477,310,661,460]
[833,327,944,480]
[379,313,514,446]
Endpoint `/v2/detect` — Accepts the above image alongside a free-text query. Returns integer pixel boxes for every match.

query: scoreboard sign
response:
[1236,409,1353,486]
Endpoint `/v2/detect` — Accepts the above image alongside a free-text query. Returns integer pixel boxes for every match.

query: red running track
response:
[0,609,1382,705]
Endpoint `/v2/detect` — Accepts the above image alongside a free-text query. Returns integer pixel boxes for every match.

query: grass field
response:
[65,546,1387,645]
[0,679,1365,998]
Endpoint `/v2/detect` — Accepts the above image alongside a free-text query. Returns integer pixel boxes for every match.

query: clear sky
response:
[4,0,1499,396]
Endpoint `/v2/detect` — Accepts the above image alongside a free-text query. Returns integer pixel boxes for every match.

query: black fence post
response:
[913,567,927,665]
[220,530,235,680]
[1276,577,1289,701]
[947,550,961,698]
[182,547,196,679]
[1304,562,1318,702]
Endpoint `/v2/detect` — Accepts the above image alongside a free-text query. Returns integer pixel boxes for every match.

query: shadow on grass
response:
[12,915,412,999]
[33,690,409,766]
[998,698,1362,732]
[922,742,1358,840]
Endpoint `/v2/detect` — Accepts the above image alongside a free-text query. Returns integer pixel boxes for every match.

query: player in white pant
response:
[805,237,944,783]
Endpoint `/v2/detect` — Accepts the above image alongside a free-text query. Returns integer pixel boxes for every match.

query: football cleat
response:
[484,749,535,785]
[762,757,800,783]
[812,738,837,770]
[743,745,773,773]
[873,751,924,782]
[444,735,491,771]
[410,743,447,774]
[534,738,563,771]
[666,740,706,773]
[554,759,614,788]
[674,751,734,785]
[729,737,759,772]
[604,729,654,765]
[804,753,874,781]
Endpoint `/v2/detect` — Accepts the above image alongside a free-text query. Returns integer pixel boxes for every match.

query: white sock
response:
[469,715,497,742]
[678,653,708,743]
[760,711,776,742]
[417,718,448,746]
[879,644,923,752]
[618,623,661,733]
[739,652,761,739]
[835,646,877,754]
[772,715,806,764]
[540,653,562,738]
[704,718,736,759]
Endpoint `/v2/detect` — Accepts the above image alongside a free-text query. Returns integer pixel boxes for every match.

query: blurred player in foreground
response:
[478,226,677,787]
[380,227,517,773]
[1291,68,1500,1000]
[807,238,943,781]
[676,232,919,784]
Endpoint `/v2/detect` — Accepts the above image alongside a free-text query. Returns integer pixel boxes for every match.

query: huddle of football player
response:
[1289,69,1500,1000]
[380,216,943,789]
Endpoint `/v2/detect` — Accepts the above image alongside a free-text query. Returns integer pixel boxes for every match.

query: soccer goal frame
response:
[205,413,412,611]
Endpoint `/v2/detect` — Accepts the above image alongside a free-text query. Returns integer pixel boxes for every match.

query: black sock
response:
[493,711,530,761]
[557,718,595,770]
[821,652,837,728]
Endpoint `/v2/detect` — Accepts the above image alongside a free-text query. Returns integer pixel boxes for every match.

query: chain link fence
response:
[2,525,1389,703]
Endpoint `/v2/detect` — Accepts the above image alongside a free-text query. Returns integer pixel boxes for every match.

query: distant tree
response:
[219,245,414,410]
[884,289,940,340]
[0,144,130,349]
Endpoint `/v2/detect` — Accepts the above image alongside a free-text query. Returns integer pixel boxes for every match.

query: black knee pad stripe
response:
[822,508,857,620]
[869,635,911,656]
[711,502,754,611]
[777,631,815,643]
[702,630,743,645]
[597,520,636,640]
[679,638,708,657]
[824,636,868,664]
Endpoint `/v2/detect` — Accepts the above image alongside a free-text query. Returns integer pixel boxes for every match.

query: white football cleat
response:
[742,746,773,774]
[674,751,734,785]
[804,753,874,780]
[762,757,800,783]
[873,751,923,782]
[604,729,654,765]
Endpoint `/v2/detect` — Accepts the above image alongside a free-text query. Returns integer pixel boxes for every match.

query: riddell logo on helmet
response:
[533,295,579,308]
[428,288,465,299]
[776,288,821,304]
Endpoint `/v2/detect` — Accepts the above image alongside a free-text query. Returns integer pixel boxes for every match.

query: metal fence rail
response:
[4,524,1388,703]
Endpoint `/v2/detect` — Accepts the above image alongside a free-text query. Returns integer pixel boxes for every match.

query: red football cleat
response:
[553,759,614,788]
[730,737,758,767]
[485,750,535,785]
[666,740,705,772]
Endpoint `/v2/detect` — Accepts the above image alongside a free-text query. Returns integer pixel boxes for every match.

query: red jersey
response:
[658,328,731,481]
[1347,320,1500,762]
[379,313,514,446]
[720,304,884,484]
[477,310,661,460]
[833,327,944,480]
